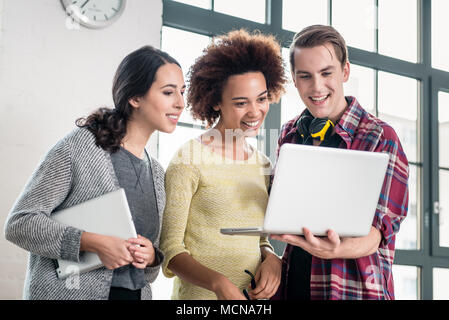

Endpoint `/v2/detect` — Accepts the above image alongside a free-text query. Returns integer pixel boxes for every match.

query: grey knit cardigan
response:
[4,127,166,300]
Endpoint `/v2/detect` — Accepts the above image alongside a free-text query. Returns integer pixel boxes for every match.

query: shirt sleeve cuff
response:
[259,236,274,252]
[148,246,164,269]
[60,226,83,262]
[162,248,191,278]
[372,211,396,247]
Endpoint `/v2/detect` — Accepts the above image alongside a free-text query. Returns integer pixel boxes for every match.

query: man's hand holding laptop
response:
[271,226,382,259]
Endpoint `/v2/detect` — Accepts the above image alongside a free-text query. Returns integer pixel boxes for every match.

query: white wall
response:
[0,0,163,299]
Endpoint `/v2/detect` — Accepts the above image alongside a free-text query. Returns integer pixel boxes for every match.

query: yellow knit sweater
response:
[160,138,273,300]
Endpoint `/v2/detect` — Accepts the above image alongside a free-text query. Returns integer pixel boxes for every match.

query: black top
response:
[286,130,343,300]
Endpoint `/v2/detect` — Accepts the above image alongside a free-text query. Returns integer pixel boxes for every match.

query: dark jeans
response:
[287,246,312,300]
[108,287,141,300]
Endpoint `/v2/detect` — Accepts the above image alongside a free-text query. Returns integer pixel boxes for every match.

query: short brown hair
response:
[188,29,287,126]
[289,25,348,71]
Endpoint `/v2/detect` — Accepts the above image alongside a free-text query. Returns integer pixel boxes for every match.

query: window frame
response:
[431,78,449,258]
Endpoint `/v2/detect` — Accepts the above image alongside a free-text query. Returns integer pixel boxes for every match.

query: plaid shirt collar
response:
[335,96,364,148]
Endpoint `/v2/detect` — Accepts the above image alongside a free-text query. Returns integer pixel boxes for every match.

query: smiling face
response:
[292,43,350,123]
[214,71,269,138]
[130,63,186,134]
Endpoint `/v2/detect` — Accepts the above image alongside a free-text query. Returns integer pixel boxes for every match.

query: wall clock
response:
[61,0,127,29]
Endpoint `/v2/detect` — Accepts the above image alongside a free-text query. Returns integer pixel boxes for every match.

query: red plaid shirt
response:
[272,96,409,300]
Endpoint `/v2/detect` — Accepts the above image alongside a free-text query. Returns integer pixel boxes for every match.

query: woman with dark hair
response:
[160,29,288,300]
[4,45,185,300]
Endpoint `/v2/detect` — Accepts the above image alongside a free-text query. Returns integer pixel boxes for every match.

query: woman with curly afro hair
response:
[160,29,288,300]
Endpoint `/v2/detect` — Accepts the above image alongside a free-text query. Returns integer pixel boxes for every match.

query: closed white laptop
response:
[51,188,137,280]
[221,143,389,237]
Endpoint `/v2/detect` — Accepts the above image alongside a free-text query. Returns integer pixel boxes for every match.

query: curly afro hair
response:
[187,29,287,126]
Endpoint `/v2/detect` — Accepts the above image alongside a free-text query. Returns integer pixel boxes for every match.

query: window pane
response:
[282,0,328,33]
[281,81,304,126]
[332,0,376,52]
[281,48,306,126]
[161,27,210,125]
[152,275,173,300]
[378,0,417,62]
[214,0,265,23]
[433,268,449,299]
[248,137,258,151]
[439,169,449,248]
[438,91,449,248]
[392,265,419,300]
[377,72,418,163]
[396,164,419,250]
[158,126,205,169]
[169,0,211,10]
[344,64,375,115]
[432,0,449,72]
[439,91,449,168]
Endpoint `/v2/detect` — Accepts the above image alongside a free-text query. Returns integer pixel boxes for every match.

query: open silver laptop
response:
[51,188,137,280]
[221,143,389,237]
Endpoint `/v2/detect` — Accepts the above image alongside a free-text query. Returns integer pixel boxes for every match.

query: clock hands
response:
[64,0,125,28]
[80,0,90,9]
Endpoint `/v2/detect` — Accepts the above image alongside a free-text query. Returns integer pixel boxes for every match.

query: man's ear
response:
[128,96,141,109]
[291,71,297,87]
[342,61,350,83]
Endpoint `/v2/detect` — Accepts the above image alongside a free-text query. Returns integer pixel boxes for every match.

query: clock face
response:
[61,0,127,29]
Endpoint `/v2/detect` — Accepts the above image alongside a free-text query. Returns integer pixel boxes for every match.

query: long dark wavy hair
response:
[76,46,181,153]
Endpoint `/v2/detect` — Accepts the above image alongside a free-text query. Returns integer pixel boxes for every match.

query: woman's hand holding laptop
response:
[80,232,156,269]
[127,235,157,269]
[80,232,134,269]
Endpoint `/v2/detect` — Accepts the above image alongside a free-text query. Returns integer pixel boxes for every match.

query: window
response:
[393,265,419,300]
[161,26,210,125]
[440,169,449,247]
[214,0,266,23]
[376,71,421,250]
[332,0,376,52]
[377,72,420,250]
[170,0,210,10]
[280,76,302,126]
[280,48,305,126]
[347,69,422,251]
[378,0,418,63]
[439,92,449,168]
[162,0,449,299]
[378,72,419,163]
[344,64,375,115]
[432,0,449,72]
[396,164,419,250]
[158,126,206,169]
[439,91,449,248]
[155,24,212,300]
[433,268,449,299]
[282,0,327,33]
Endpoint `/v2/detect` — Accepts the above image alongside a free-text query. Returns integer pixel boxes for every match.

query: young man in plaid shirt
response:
[270,25,409,300]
